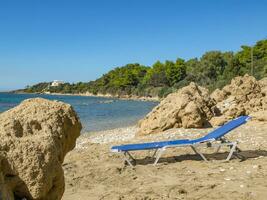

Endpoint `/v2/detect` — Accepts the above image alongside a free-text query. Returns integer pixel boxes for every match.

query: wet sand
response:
[62,121,267,200]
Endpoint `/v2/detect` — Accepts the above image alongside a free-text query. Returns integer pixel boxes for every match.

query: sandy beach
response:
[1,1,267,199]
[62,120,267,200]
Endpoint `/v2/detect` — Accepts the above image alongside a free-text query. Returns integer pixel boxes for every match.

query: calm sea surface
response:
[0,93,158,133]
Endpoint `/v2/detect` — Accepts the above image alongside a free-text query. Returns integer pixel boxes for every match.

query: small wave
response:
[98,100,115,104]
[0,102,17,105]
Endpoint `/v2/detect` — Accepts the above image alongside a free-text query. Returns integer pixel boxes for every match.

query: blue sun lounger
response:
[111,116,251,166]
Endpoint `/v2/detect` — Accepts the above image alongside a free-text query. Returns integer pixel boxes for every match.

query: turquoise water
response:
[0,93,158,133]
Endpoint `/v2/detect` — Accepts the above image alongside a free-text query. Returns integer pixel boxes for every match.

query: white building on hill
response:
[51,80,65,87]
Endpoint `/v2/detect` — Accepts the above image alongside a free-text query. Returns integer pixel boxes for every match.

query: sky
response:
[0,0,267,91]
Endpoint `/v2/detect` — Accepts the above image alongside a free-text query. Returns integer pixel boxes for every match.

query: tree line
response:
[23,39,267,98]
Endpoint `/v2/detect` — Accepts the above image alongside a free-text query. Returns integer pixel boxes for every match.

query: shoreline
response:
[76,124,215,149]
[76,125,138,148]
[12,91,160,102]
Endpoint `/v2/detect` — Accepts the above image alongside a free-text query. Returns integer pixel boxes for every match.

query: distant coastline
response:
[11,39,267,102]
[12,91,160,102]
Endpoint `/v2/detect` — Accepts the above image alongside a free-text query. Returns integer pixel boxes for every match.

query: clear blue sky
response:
[0,0,267,91]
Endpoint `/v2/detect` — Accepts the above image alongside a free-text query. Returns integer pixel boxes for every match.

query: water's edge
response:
[12,91,160,102]
[0,93,158,133]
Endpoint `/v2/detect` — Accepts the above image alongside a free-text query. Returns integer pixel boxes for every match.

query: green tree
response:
[143,61,169,87]
[22,39,267,98]
[200,51,228,80]
[165,58,186,86]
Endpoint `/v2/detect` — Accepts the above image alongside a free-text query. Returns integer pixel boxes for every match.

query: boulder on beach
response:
[137,82,217,135]
[211,74,266,119]
[138,74,267,135]
[250,110,267,122]
[0,98,82,200]
[259,77,267,107]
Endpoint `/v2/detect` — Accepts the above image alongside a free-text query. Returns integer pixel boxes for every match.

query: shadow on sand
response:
[131,149,267,166]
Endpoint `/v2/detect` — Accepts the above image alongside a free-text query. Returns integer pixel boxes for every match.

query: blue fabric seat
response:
[111,139,190,152]
[189,115,250,143]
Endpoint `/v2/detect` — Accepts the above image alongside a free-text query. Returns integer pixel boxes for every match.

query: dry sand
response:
[62,121,267,200]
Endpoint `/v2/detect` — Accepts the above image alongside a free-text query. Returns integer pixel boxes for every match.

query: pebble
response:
[75,126,211,148]
[77,126,138,147]
[75,123,267,152]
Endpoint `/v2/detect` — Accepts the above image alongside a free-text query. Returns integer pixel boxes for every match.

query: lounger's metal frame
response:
[113,137,244,167]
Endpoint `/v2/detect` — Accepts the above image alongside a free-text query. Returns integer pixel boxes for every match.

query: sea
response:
[0,93,158,133]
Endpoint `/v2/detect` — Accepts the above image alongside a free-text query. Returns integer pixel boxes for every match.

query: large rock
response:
[209,115,230,127]
[137,82,217,135]
[0,98,82,200]
[138,75,267,136]
[211,74,266,118]
[0,153,14,200]
[250,110,267,122]
[259,77,267,107]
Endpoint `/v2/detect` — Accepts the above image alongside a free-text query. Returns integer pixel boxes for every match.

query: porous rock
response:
[250,110,267,122]
[211,74,266,118]
[138,75,267,136]
[0,98,82,200]
[138,82,217,135]
[209,116,229,126]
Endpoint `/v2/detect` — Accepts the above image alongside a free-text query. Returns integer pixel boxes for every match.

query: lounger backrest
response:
[193,116,250,143]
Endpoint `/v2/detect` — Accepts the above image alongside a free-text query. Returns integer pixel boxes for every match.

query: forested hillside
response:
[23,39,267,98]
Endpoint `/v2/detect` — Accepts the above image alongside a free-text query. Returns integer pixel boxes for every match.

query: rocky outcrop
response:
[211,75,266,119]
[250,110,267,122]
[138,74,267,135]
[138,83,217,135]
[0,98,82,200]
[209,115,229,126]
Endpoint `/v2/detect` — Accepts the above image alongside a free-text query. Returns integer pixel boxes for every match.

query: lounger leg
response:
[233,146,246,160]
[151,149,158,158]
[216,146,221,153]
[123,152,134,167]
[126,151,135,161]
[191,146,208,161]
[153,148,165,166]
[226,142,237,161]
